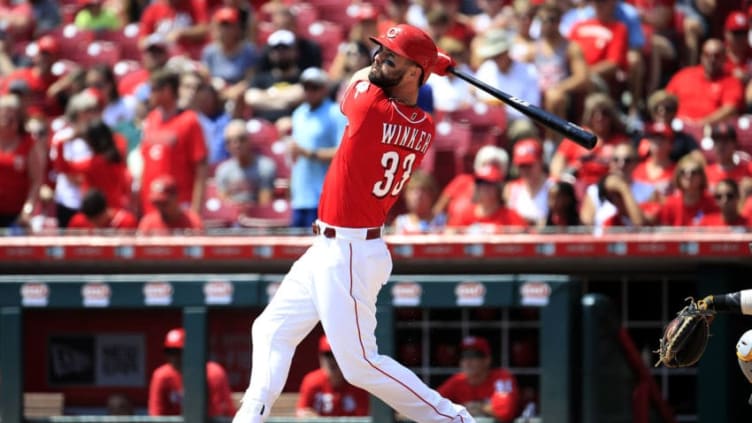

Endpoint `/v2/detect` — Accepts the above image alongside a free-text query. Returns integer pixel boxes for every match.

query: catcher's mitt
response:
[654,297,715,368]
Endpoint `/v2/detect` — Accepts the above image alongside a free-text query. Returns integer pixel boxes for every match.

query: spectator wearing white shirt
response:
[474,29,541,125]
[425,36,475,113]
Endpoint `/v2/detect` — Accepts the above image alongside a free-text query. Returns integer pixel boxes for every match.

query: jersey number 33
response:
[372,151,416,198]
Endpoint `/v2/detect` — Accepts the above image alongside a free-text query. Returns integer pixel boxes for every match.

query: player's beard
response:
[368,67,404,88]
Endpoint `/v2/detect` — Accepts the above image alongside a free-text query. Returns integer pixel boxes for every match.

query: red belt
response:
[312,223,382,240]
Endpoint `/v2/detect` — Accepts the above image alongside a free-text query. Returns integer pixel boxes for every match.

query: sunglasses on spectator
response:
[611,156,636,165]
[303,83,325,91]
[226,135,248,142]
[714,192,737,201]
[680,168,703,177]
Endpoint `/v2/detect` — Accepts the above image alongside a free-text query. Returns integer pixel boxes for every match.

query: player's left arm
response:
[700,290,752,315]
[349,67,371,85]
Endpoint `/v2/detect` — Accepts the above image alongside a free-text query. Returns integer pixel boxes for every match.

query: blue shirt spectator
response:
[201,42,259,85]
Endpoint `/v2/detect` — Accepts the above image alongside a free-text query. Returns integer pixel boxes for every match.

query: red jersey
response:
[657,191,719,226]
[665,65,743,121]
[296,368,370,417]
[705,162,752,190]
[0,67,61,117]
[448,205,528,227]
[68,209,138,230]
[148,361,235,417]
[137,209,204,233]
[318,79,434,227]
[54,134,130,209]
[139,0,208,57]
[440,173,476,218]
[556,133,629,188]
[140,108,207,213]
[632,161,675,196]
[0,135,34,215]
[568,19,628,69]
[696,212,752,227]
[118,69,150,97]
[437,368,519,422]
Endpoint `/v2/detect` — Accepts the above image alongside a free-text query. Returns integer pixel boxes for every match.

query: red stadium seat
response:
[246,118,280,147]
[113,60,142,83]
[48,24,96,59]
[432,119,473,188]
[734,115,752,154]
[305,21,345,69]
[97,24,141,61]
[202,179,241,228]
[292,3,319,35]
[77,41,121,66]
[449,103,507,147]
[238,199,292,228]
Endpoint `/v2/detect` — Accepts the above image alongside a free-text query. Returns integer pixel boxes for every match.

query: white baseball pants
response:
[233,232,474,423]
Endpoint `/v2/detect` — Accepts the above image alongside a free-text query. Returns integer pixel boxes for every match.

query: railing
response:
[618,328,677,423]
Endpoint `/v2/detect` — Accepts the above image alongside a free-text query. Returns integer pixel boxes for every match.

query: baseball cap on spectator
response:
[300,67,328,86]
[8,79,30,95]
[643,121,673,140]
[319,335,332,354]
[461,336,491,358]
[725,11,749,33]
[164,328,185,349]
[513,138,543,166]
[37,35,60,55]
[149,175,178,203]
[267,29,296,48]
[213,6,239,24]
[477,30,511,60]
[142,33,168,51]
[475,164,504,184]
[77,0,102,7]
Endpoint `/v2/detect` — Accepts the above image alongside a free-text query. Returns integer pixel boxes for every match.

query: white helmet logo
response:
[386,27,401,39]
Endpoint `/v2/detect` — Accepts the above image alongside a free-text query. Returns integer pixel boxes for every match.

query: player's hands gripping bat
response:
[654,297,715,368]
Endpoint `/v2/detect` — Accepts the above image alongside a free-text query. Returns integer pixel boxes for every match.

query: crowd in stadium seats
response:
[2,0,752,235]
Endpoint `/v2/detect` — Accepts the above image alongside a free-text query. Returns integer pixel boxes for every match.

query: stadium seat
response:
[305,21,345,69]
[113,60,143,83]
[291,3,319,35]
[97,24,141,61]
[246,118,280,147]
[202,179,241,228]
[238,199,292,228]
[49,24,96,59]
[734,115,752,153]
[432,119,473,188]
[449,103,507,147]
[77,41,121,66]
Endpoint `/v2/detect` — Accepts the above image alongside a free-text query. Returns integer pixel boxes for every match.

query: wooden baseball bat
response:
[449,67,597,150]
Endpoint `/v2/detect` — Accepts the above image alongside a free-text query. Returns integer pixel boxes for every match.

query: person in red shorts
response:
[567,0,628,91]
[703,122,752,192]
[446,164,528,232]
[296,335,370,417]
[666,38,743,126]
[139,69,207,215]
[67,189,138,231]
[437,336,520,422]
[697,178,752,227]
[137,175,204,234]
[148,328,235,417]
[657,154,718,226]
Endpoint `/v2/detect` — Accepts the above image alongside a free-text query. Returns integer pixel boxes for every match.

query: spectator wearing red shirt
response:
[632,121,677,197]
[296,335,370,418]
[148,328,235,417]
[666,38,743,126]
[637,90,699,162]
[437,336,520,422]
[723,11,752,86]
[67,189,138,231]
[0,35,62,118]
[697,178,752,227]
[550,92,630,192]
[657,155,718,226]
[137,175,204,234]
[704,122,752,192]
[434,145,509,221]
[567,0,628,91]
[118,33,171,98]
[138,0,209,60]
[140,70,207,215]
[0,94,43,228]
[446,164,528,231]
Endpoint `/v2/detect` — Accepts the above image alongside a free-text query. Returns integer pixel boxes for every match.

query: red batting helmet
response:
[164,328,185,349]
[369,24,437,83]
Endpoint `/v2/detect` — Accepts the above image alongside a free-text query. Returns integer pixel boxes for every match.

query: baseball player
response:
[232,24,473,423]
[699,289,752,395]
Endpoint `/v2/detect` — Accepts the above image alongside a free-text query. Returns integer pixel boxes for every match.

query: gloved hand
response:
[433,51,456,77]
[697,295,714,312]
